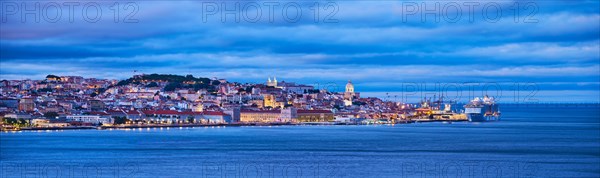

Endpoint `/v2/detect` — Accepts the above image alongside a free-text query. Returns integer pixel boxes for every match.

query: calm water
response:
[1,104,599,178]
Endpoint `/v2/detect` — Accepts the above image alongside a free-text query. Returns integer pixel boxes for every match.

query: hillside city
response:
[0,74,463,131]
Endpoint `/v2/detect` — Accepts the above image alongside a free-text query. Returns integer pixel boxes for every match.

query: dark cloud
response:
[0,0,599,100]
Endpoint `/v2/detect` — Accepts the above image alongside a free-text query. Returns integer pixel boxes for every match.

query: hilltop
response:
[116,74,220,91]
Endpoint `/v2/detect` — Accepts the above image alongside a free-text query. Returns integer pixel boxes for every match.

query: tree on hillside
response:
[146,82,158,87]
[164,82,181,91]
[46,75,61,80]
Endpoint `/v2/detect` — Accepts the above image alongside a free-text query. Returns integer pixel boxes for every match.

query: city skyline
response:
[3,73,598,103]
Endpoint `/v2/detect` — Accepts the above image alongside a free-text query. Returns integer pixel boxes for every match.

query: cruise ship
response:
[464,96,500,122]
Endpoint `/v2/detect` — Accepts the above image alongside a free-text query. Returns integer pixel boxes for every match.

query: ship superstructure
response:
[464,95,500,122]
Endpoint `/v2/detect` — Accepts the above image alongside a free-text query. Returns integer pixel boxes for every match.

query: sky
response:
[1,0,599,102]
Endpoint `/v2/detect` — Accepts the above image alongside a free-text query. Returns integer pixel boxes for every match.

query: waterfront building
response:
[143,110,181,124]
[140,110,231,124]
[31,118,50,127]
[201,111,231,124]
[280,107,298,122]
[296,110,334,122]
[4,113,32,120]
[240,110,281,123]
[224,107,241,123]
[66,115,113,125]
[178,111,206,123]
[43,121,70,127]
[122,110,145,120]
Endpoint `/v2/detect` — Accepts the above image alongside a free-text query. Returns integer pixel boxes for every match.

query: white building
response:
[66,115,113,125]
[267,77,278,87]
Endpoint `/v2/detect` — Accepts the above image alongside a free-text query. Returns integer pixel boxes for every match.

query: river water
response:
[1,104,599,177]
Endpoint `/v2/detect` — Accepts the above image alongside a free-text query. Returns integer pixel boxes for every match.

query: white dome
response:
[345,80,354,93]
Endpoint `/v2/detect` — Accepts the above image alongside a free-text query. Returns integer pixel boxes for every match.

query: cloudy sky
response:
[1,0,599,102]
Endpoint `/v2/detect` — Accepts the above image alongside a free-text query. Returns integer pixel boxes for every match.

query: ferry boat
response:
[464,96,500,122]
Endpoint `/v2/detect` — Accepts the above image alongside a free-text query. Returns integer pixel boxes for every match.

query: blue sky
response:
[1,0,599,102]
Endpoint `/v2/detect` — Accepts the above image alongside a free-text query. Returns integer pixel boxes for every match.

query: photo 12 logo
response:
[393,82,540,104]
[400,1,539,23]
[1,1,139,23]
[201,1,339,23]
[1,161,139,177]
[197,160,341,177]
[399,161,539,178]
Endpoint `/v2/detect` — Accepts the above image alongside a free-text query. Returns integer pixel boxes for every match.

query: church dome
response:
[345,80,354,93]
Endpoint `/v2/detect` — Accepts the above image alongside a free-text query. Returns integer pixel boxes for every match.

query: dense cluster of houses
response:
[1,74,418,129]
